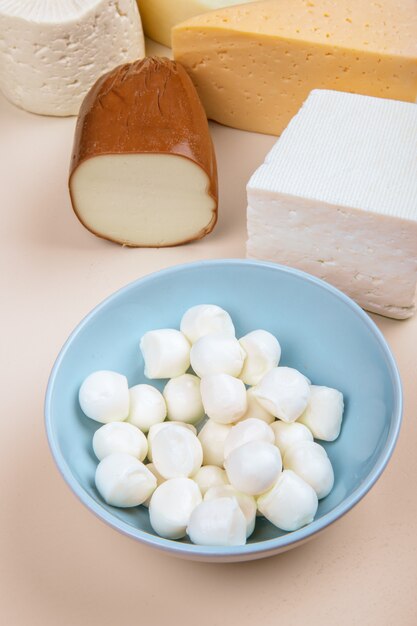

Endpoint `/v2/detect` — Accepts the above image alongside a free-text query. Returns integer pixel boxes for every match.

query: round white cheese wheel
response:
[253,367,311,422]
[187,497,247,546]
[147,421,197,462]
[239,387,275,424]
[140,329,191,379]
[149,477,202,539]
[298,385,344,441]
[79,370,129,423]
[0,0,144,116]
[92,422,148,461]
[163,374,204,425]
[180,304,235,344]
[151,424,203,479]
[200,373,247,424]
[190,332,246,378]
[270,421,313,456]
[95,452,156,507]
[238,329,281,385]
[257,470,318,531]
[283,441,334,499]
[224,440,282,496]
[192,465,229,496]
[204,485,256,538]
[127,384,167,432]
[197,419,231,467]
[223,418,275,459]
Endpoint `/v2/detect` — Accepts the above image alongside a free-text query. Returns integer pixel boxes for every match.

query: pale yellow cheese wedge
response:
[137,0,253,47]
[173,0,417,135]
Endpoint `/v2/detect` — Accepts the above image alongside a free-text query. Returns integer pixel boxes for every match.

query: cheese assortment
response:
[137,0,253,48]
[247,90,417,319]
[172,0,417,135]
[0,0,144,116]
[69,57,218,247]
[78,304,345,546]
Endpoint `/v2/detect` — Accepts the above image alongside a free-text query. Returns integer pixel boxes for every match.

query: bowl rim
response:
[45,259,403,559]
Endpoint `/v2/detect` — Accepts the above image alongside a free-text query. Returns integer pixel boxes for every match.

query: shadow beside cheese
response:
[69,57,218,247]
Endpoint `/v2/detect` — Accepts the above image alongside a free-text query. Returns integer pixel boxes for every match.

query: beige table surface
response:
[1,40,417,626]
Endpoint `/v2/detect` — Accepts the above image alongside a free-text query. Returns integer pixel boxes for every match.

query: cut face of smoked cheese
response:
[69,57,218,247]
[247,90,417,320]
[0,0,144,116]
[137,0,253,48]
[172,0,417,135]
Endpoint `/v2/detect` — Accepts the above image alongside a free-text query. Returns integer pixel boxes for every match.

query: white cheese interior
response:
[0,0,144,116]
[71,154,216,246]
[247,90,417,319]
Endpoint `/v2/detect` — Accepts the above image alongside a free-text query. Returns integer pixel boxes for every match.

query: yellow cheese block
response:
[137,0,254,47]
[172,0,417,135]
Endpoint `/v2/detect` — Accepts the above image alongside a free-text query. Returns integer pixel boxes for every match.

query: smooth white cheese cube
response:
[192,465,229,496]
[149,477,202,540]
[95,453,156,507]
[140,329,191,379]
[190,332,246,378]
[223,418,275,459]
[79,370,129,423]
[204,485,256,538]
[127,384,167,433]
[224,440,282,496]
[200,374,247,424]
[180,304,235,344]
[247,90,417,320]
[92,422,148,461]
[187,497,247,546]
[253,367,310,422]
[0,0,144,116]
[147,421,197,462]
[239,387,275,424]
[283,441,334,500]
[257,470,318,532]
[270,421,313,456]
[163,374,204,425]
[151,424,203,479]
[238,330,281,385]
[298,385,344,441]
[197,419,231,467]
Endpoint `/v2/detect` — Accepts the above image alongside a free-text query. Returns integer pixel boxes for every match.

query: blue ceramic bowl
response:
[45,260,402,562]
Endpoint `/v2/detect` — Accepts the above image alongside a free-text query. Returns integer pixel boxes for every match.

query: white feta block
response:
[247,90,417,319]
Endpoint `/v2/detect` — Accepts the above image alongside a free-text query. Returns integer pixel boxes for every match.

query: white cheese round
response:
[151,424,203,479]
[270,420,313,456]
[190,332,246,378]
[238,329,281,385]
[200,373,247,424]
[298,385,344,441]
[147,421,197,462]
[253,367,311,422]
[223,418,275,459]
[187,497,247,546]
[197,419,231,467]
[140,329,191,379]
[95,452,156,507]
[283,441,334,499]
[204,485,256,538]
[224,440,282,496]
[92,422,148,461]
[180,304,235,344]
[79,370,129,423]
[192,465,229,496]
[163,374,204,425]
[149,477,202,540]
[127,384,167,432]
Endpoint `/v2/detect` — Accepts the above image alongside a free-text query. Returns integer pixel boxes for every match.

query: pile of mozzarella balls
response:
[79,304,344,546]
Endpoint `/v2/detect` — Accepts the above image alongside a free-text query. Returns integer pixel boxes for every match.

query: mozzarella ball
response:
[224,418,275,459]
[140,329,190,379]
[270,421,313,456]
[149,478,202,540]
[95,453,157,507]
[152,424,203,479]
[193,465,229,496]
[298,385,344,441]
[127,384,167,433]
[240,388,275,424]
[238,330,281,385]
[187,497,247,546]
[257,470,318,531]
[200,374,247,424]
[79,370,129,423]
[204,485,256,538]
[253,367,311,422]
[163,374,204,425]
[92,422,148,462]
[198,420,231,467]
[142,463,166,507]
[225,440,282,496]
[180,304,235,344]
[283,441,334,499]
[190,332,246,378]
[147,421,197,462]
